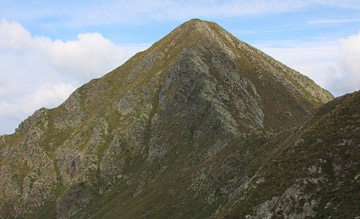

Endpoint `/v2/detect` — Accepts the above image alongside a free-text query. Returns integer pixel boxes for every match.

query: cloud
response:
[308,18,360,24]
[0,83,75,134]
[22,83,76,113]
[260,41,341,90]
[0,18,31,49]
[340,33,360,74]
[0,83,75,117]
[0,19,147,134]
[0,19,147,82]
[333,32,360,94]
[40,33,147,81]
[259,32,360,97]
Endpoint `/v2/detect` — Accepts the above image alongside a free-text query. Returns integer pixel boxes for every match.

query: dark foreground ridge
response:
[1,19,357,219]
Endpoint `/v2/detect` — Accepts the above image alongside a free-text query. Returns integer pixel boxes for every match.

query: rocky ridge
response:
[0,19,342,219]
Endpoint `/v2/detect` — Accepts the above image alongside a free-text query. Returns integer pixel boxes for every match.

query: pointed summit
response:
[100,18,333,134]
[168,18,221,36]
[127,18,333,107]
[0,19,341,219]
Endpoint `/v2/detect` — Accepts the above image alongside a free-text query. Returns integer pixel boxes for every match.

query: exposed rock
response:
[16,107,48,132]
[0,19,345,219]
[217,90,360,218]
[56,183,92,219]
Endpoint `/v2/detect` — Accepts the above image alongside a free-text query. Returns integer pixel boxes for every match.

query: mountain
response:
[217,90,360,218]
[0,19,341,218]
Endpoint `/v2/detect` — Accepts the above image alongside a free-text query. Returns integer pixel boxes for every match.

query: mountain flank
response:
[217,90,360,218]
[2,19,356,219]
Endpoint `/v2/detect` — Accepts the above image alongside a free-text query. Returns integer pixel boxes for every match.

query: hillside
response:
[0,19,338,218]
[217,90,360,218]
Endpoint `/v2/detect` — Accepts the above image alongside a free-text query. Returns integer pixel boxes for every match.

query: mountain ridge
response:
[0,19,351,219]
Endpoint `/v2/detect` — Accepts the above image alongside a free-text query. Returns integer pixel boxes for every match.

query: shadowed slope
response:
[218,90,360,218]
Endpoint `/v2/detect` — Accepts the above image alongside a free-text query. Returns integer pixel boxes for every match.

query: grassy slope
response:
[219,91,360,218]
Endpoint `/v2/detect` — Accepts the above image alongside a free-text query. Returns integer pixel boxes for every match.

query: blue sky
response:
[1,0,360,134]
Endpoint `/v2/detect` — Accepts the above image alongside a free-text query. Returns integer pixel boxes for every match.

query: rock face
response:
[0,19,347,219]
[217,90,360,218]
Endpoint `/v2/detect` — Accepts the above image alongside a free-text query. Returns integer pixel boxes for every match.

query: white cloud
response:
[0,83,75,134]
[0,18,31,49]
[260,41,341,90]
[22,83,76,113]
[308,18,360,24]
[340,32,360,75]
[334,32,360,94]
[0,19,147,134]
[38,33,148,81]
[259,33,360,97]
[0,83,75,117]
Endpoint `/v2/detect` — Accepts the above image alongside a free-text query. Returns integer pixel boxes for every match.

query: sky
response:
[0,0,360,134]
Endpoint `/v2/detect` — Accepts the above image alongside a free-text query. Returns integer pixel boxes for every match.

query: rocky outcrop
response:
[16,107,48,132]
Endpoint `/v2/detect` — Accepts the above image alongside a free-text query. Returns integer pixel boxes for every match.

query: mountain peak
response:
[147,18,235,53]
[179,18,216,31]
[183,18,204,24]
[167,18,231,42]
[0,19,342,219]
[176,18,210,28]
